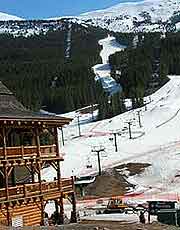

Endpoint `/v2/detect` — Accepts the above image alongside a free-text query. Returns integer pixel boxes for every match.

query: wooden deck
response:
[0,144,63,159]
[0,178,73,203]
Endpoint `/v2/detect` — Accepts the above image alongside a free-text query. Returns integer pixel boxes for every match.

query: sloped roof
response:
[0,81,13,95]
[0,81,71,125]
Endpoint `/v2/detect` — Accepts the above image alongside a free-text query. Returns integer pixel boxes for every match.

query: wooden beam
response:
[7,167,13,177]
[30,164,35,183]
[2,127,7,160]
[35,128,41,158]
[59,193,64,224]
[4,164,9,200]
[37,162,42,195]
[57,160,61,191]
[70,176,77,223]
[0,168,5,178]
[54,127,59,157]
[6,203,11,226]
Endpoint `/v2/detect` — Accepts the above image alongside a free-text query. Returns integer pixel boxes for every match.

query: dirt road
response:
[33,220,180,230]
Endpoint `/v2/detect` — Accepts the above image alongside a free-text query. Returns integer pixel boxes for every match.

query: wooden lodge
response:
[0,81,76,227]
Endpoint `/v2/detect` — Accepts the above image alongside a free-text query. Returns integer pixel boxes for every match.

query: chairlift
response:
[122,127,128,131]
[86,157,92,169]
[101,150,107,158]
[86,164,92,169]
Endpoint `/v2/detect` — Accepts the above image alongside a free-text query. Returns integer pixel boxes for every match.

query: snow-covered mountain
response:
[75,0,180,32]
[1,0,180,37]
[0,12,23,21]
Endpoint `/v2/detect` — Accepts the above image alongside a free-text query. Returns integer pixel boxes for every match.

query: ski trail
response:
[93,35,125,95]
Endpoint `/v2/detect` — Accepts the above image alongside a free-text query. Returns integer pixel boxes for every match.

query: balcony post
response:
[21,145,24,158]
[35,128,41,158]
[6,203,11,226]
[2,127,9,200]
[40,197,45,226]
[2,127,12,226]
[54,126,62,191]
[70,176,77,223]
[54,126,59,157]
[59,192,64,224]
[23,184,27,198]
[31,164,35,183]
[37,162,42,195]
[35,127,43,195]
[4,163,11,226]
[2,127,7,160]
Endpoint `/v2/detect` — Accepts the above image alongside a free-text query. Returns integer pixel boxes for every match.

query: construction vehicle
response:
[103,197,128,213]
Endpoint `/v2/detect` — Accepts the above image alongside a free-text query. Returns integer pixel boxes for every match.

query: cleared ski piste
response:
[93,35,125,95]
[41,75,180,198]
[41,36,180,219]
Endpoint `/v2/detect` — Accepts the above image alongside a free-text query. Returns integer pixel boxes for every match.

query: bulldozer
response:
[103,197,128,214]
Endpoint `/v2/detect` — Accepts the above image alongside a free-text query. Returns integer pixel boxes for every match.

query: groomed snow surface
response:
[93,35,125,95]
[41,75,180,200]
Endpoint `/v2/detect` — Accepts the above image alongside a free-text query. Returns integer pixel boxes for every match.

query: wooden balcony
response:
[0,179,73,203]
[0,144,63,159]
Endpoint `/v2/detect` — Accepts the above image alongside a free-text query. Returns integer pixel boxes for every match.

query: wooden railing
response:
[0,144,60,159]
[0,179,73,202]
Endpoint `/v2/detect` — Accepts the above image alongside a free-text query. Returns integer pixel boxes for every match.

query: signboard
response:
[12,216,23,227]
[148,201,176,215]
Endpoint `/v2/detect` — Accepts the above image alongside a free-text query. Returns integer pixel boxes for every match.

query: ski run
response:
[40,35,180,199]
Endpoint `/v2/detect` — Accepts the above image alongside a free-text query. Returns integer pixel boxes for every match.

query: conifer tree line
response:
[160,32,180,75]
[0,22,108,114]
[108,32,180,112]
[0,21,180,119]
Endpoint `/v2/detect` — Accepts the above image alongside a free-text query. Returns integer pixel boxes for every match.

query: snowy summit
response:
[76,0,180,32]
[0,12,23,21]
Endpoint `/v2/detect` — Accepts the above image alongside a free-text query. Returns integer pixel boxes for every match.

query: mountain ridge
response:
[1,0,180,33]
[0,12,23,21]
[77,0,180,32]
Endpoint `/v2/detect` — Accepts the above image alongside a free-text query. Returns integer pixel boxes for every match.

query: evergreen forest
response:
[0,22,107,114]
[109,32,180,112]
[0,19,180,120]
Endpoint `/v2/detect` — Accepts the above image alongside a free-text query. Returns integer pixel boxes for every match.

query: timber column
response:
[3,127,11,226]
[70,176,77,223]
[54,126,64,224]
[35,128,44,226]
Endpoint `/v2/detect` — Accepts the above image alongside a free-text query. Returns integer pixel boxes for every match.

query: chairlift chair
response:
[86,157,92,168]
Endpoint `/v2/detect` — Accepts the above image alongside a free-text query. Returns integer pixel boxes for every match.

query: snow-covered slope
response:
[75,0,180,32]
[0,12,23,21]
[93,35,125,95]
[40,75,180,198]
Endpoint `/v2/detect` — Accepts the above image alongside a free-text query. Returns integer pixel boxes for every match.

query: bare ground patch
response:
[84,163,151,198]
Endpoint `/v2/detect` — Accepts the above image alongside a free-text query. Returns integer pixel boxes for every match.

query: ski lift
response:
[86,157,92,169]
[101,149,107,158]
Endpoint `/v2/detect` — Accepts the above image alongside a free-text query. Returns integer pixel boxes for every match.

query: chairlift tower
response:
[137,110,142,128]
[110,130,121,152]
[75,112,81,137]
[91,145,105,176]
[125,121,133,139]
